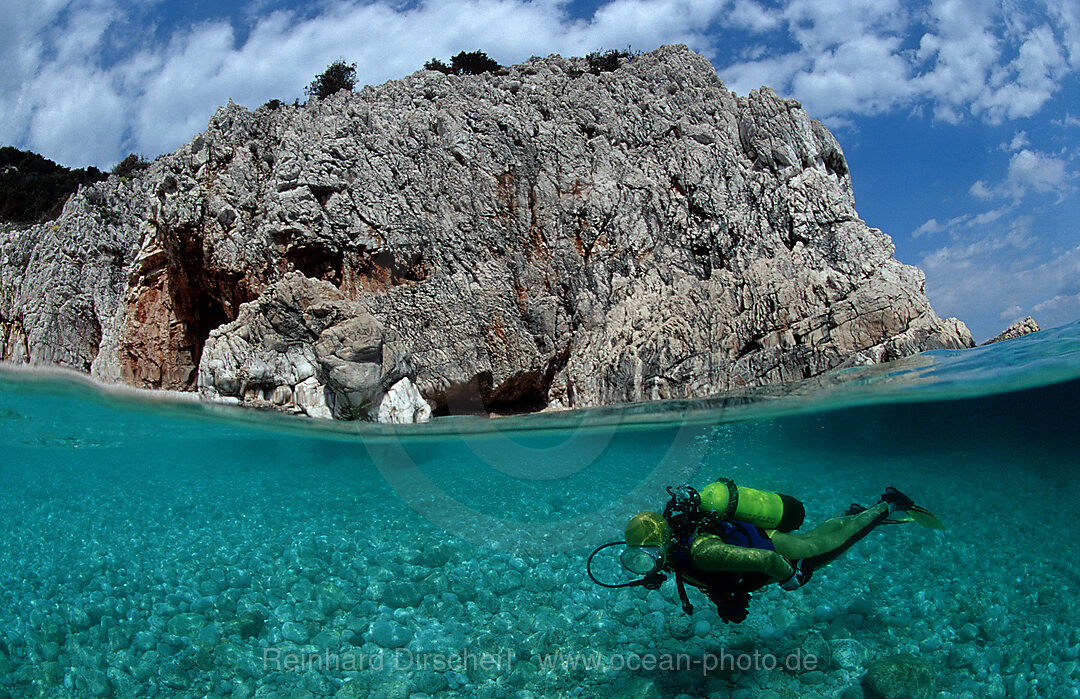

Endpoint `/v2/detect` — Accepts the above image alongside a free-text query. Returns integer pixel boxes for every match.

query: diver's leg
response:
[690,534,794,580]
[770,502,890,567]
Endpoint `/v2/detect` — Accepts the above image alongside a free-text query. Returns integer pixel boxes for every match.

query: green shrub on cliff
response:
[0,146,106,223]
[586,48,638,74]
[111,153,150,178]
[425,51,501,76]
[306,60,358,99]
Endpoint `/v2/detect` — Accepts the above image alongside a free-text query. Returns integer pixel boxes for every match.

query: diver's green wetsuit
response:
[613,484,941,621]
[690,500,893,582]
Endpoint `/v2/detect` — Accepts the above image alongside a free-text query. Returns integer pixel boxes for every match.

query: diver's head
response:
[621,511,671,575]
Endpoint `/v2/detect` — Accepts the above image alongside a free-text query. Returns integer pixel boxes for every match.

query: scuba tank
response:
[699,477,804,532]
[586,480,805,620]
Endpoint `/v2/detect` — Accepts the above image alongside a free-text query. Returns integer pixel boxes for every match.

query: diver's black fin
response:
[880,487,945,529]
[905,504,945,529]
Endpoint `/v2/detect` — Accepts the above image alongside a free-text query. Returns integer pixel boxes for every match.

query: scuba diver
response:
[587,479,943,623]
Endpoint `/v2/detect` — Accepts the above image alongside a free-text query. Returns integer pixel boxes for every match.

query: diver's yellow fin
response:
[904,504,945,529]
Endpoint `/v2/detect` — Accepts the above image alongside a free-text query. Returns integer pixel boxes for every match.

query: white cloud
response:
[1005,130,1030,151]
[789,35,916,116]
[782,0,909,52]
[0,0,131,166]
[1005,148,1071,196]
[0,0,68,96]
[912,206,1009,237]
[723,0,917,116]
[26,64,127,167]
[969,179,995,199]
[1048,0,1080,68]
[3,0,1079,169]
[919,230,1080,341]
[911,1,1073,123]
[973,23,1068,121]
[970,207,1009,226]
[3,0,746,167]
[912,218,944,238]
[970,148,1074,201]
[728,0,781,32]
[1033,292,1080,320]
[724,0,1078,125]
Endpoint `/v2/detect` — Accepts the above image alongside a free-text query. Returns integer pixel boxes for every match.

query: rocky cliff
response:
[0,45,973,422]
[983,316,1039,345]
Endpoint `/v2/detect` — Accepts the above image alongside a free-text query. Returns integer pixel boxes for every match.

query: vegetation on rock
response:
[306,60,358,99]
[0,146,106,223]
[425,51,502,75]
[586,48,638,74]
[111,153,150,178]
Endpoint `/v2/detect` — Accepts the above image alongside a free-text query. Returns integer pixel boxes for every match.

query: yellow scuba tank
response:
[699,478,805,532]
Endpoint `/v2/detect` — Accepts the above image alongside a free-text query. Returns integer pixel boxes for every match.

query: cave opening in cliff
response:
[432,373,492,417]
[155,222,252,388]
[167,266,250,389]
[485,368,554,416]
[285,243,344,285]
[190,286,235,364]
[432,369,552,417]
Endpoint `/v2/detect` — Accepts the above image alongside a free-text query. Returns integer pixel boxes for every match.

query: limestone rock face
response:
[376,378,433,424]
[0,45,974,420]
[198,272,412,420]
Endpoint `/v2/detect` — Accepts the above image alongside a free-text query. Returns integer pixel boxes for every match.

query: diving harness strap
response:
[674,573,693,615]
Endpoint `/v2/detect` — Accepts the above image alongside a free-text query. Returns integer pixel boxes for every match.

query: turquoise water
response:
[1,322,1079,698]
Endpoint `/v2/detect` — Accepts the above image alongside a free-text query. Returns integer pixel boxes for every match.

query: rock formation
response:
[0,45,974,422]
[983,317,1040,345]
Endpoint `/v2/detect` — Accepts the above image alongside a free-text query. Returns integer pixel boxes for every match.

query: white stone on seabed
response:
[829,638,866,670]
[280,621,308,644]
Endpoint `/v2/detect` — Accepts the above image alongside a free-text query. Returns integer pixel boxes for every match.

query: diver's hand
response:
[780,560,812,590]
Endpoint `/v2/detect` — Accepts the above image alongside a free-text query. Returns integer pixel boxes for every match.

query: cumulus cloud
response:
[26,63,127,167]
[723,0,917,116]
[0,0,117,161]
[919,226,1080,341]
[1002,148,1073,196]
[728,0,781,32]
[970,148,1074,201]
[1,0,742,167]
[723,0,1077,125]
[1034,292,1080,321]
[1005,130,1030,151]
[2,0,1078,169]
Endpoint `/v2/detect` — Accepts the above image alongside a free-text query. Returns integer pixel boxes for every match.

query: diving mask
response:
[620,545,664,575]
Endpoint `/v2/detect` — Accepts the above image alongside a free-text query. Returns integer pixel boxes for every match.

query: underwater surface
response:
[1,321,1079,699]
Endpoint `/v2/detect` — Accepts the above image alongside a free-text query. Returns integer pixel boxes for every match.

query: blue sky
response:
[2,0,1078,341]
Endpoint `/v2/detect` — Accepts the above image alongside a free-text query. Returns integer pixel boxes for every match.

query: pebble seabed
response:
[2,369,1079,699]
[1,452,1078,699]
